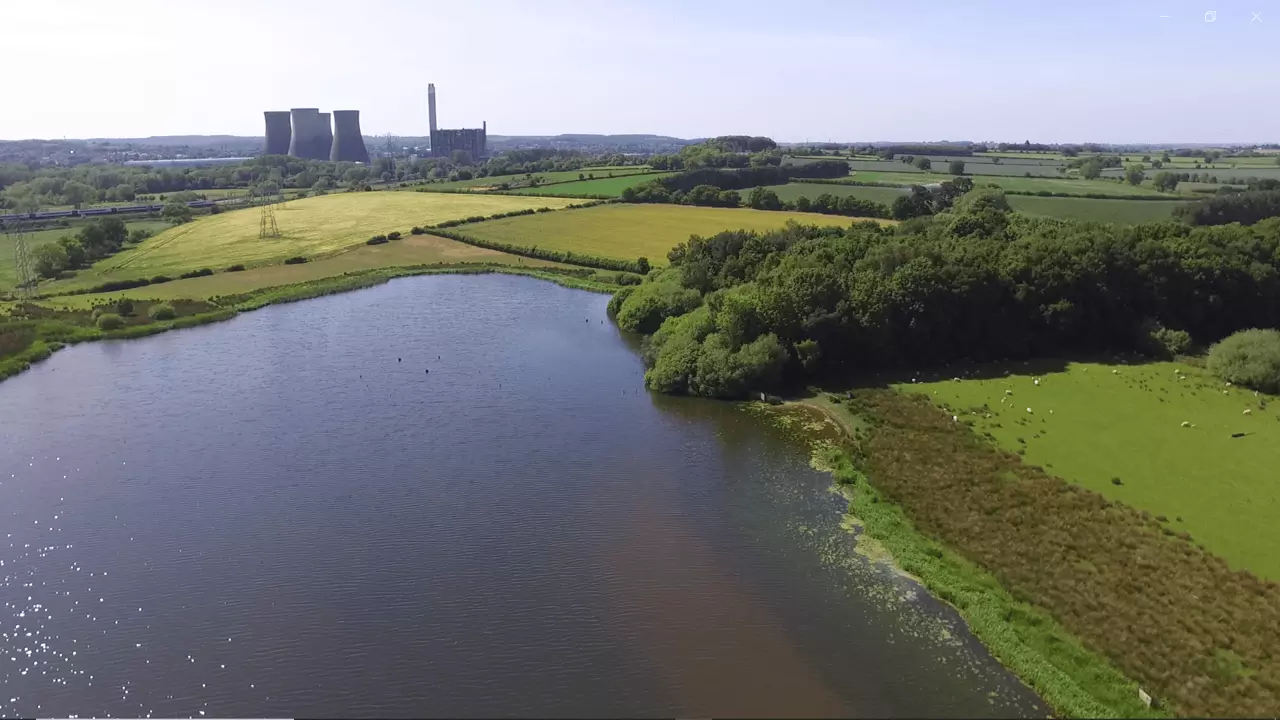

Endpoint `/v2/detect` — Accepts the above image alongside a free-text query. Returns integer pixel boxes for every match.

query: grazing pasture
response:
[898,359,1280,580]
[751,183,908,205]
[507,172,678,197]
[1005,195,1186,224]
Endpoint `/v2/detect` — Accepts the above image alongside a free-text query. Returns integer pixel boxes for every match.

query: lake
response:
[0,274,1045,718]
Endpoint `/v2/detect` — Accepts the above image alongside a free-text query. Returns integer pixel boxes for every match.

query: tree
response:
[77,218,128,259]
[162,199,193,225]
[450,150,473,166]
[115,298,134,317]
[58,236,87,268]
[61,181,94,209]
[914,156,933,171]
[948,160,965,175]
[1080,159,1104,179]
[747,186,782,211]
[33,243,68,278]
[1152,172,1180,193]
[1124,164,1146,186]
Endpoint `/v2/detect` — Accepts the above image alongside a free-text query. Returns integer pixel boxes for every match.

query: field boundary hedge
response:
[428,227,650,274]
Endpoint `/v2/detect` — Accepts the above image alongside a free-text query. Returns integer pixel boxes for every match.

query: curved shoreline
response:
[0,263,615,385]
[782,396,1161,719]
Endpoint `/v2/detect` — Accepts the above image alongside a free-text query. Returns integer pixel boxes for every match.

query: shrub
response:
[366,235,389,245]
[115,298,134,317]
[96,313,124,331]
[1206,328,1280,393]
[150,275,172,284]
[284,256,307,264]
[224,264,245,272]
[410,226,425,235]
[178,268,214,279]
[148,303,176,321]
[387,231,401,240]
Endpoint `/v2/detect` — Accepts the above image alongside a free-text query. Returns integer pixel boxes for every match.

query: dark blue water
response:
[0,274,1045,718]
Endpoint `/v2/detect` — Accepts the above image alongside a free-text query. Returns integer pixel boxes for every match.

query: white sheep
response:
[952,415,959,422]
[1244,408,1253,416]
[1180,421,1191,428]
[1226,381,1233,387]
[1034,378,1041,386]
[1026,407,1033,414]
[1112,369,1119,374]
[1005,389,1014,396]
[1223,390,1230,395]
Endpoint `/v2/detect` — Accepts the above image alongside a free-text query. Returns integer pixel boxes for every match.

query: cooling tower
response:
[319,113,333,160]
[330,110,370,163]
[428,84,437,132]
[263,111,292,155]
[288,108,328,160]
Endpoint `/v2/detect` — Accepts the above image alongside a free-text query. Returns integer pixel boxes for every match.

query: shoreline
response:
[0,263,615,385]
[782,396,1161,719]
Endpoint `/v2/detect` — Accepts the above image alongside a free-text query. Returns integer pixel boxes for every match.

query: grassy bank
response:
[0,263,615,384]
[792,388,1279,718]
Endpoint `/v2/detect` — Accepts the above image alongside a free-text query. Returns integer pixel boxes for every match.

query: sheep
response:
[1026,407,1033,414]
[952,415,958,422]
[1223,390,1230,395]
[1226,381,1233,387]
[1005,389,1014,396]
[1244,408,1253,416]
[1181,421,1191,428]
[1112,369,1119,374]
[1034,378,1041,386]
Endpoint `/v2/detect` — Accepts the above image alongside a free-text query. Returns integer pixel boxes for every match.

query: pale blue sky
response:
[4,0,1276,143]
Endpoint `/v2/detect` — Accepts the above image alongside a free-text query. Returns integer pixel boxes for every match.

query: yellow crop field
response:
[42,192,578,292]
[459,204,881,265]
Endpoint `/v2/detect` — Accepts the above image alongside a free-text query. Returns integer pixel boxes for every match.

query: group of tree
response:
[889,177,979,219]
[31,218,151,279]
[609,192,1280,399]
[1175,190,1280,226]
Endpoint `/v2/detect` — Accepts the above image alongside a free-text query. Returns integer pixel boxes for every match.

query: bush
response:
[366,235,389,245]
[224,264,245,272]
[1143,323,1193,358]
[148,303,176,321]
[150,275,172,284]
[410,226,425,235]
[387,231,401,240]
[96,313,124,331]
[1206,328,1280,393]
[178,268,214,279]
[115,298,134,317]
[284,256,307,264]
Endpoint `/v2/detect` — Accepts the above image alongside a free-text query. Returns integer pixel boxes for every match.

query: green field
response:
[44,234,564,306]
[414,167,653,192]
[898,360,1280,579]
[751,183,908,205]
[1006,195,1186,223]
[38,192,579,293]
[508,173,678,197]
[837,171,1175,197]
[1,219,171,291]
[457,204,872,265]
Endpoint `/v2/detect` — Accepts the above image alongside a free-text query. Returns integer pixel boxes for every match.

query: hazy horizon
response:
[4,0,1276,144]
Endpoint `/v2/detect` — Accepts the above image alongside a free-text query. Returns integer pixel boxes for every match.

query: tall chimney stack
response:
[428,83,437,133]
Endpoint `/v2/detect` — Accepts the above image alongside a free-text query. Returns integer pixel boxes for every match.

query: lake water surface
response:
[0,274,1046,718]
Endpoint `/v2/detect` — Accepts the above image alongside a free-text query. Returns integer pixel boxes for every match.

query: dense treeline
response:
[28,218,154,281]
[0,150,643,210]
[428,227,651,275]
[612,195,1280,399]
[1176,190,1280,226]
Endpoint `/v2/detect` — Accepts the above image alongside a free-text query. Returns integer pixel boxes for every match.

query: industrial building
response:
[428,84,487,160]
[263,107,368,163]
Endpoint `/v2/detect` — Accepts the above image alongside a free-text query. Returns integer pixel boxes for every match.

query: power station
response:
[428,84,486,160]
[261,84,481,162]
[263,107,368,163]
